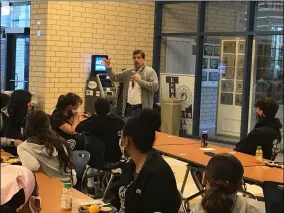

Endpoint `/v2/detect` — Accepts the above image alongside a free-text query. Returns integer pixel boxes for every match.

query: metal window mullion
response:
[192,1,205,137]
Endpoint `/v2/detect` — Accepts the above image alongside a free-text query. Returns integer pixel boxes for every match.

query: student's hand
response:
[14,139,23,147]
[102,58,111,67]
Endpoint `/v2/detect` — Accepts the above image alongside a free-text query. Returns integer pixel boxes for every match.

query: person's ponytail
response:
[201,181,234,213]
[55,95,66,110]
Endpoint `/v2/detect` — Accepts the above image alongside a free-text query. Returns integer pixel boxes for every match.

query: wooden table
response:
[155,143,264,167]
[155,132,200,146]
[35,173,96,213]
[1,151,96,213]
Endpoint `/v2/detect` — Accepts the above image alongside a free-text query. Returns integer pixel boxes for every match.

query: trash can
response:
[161,98,183,136]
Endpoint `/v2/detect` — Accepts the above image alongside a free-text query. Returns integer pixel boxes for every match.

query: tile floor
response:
[164,142,283,212]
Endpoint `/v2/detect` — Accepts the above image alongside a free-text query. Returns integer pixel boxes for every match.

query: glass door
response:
[6,31,30,90]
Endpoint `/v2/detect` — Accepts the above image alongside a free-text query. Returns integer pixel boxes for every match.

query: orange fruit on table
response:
[88,204,100,213]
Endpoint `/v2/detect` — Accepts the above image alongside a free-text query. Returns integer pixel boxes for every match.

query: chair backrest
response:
[71,150,90,180]
[262,181,284,213]
[66,139,76,150]
[82,131,105,169]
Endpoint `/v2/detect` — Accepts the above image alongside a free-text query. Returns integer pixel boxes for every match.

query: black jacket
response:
[76,114,124,163]
[120,150,181,213]
[235,117,282,159]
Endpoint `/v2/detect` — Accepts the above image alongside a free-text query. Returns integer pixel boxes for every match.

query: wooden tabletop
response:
[155,143,284,184]
[155,144,263,167]
[155,132,200,146]
[1,151,96,213]
[35,173,95,213]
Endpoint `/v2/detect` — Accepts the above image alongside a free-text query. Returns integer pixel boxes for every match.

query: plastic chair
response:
[66,139,76,150]
[71,150,90,190]
[262,181,284,213]
[82,132,122,200]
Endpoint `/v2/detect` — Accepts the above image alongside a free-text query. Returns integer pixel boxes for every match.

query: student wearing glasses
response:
[103,50,159,120]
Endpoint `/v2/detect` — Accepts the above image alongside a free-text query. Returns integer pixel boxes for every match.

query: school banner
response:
[160,73,195,135]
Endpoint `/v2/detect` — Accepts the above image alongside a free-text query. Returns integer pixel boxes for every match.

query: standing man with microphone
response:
[103,49,159,120]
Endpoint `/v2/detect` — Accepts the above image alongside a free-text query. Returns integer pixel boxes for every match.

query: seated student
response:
[1,165,41,213]
[118,109,181,213]
[1,90,32,155]
[235,97,282,159]
[191,154,264,213]
[17,110,77,184]
[51,93,85,149]
[76,98,125,163]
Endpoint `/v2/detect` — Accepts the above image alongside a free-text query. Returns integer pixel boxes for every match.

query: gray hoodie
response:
[17,140,77,184]
[191,195,265,213]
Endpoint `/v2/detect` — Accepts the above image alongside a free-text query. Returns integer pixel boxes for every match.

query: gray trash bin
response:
[161,98,183,136]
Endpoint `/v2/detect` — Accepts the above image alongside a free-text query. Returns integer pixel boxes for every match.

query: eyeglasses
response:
[132,56,142,60]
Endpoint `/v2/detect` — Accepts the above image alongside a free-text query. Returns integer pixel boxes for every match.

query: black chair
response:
[82,132,122,200]
[263,181,284,213]
[71,150,90,190]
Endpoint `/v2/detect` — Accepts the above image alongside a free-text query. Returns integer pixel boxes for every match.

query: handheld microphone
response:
[131,70,136,89]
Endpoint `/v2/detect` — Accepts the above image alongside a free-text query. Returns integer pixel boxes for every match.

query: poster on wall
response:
[160,73,195,135]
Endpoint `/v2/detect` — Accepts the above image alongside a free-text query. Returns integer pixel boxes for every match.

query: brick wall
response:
[29,1,154,114]
[200,87,218,128]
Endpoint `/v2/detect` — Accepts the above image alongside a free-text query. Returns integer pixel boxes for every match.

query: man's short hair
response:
[94,98,110,116]
[133,49,145,59]
[255,97,279,118]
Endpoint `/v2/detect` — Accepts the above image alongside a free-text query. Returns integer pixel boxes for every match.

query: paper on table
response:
[200,148,216,151]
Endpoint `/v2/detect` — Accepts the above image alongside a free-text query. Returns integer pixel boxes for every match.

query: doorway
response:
[5,29,30,90]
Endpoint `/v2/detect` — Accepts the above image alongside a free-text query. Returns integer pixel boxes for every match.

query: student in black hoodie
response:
[118,109,181,213]
[76,98,125,163]
[235,97,282,159]
[2,90,32,155]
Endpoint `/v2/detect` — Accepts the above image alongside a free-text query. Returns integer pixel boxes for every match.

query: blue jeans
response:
[123,104,142,123]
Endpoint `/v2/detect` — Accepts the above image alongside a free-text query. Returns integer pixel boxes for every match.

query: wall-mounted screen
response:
[91,55,108,75]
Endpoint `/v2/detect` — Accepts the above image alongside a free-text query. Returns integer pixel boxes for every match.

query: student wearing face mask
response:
[191,154,264,213]
[1,165,41,213]
[51,93,85,150]
[117,109,181,213]
[234,97,282,159]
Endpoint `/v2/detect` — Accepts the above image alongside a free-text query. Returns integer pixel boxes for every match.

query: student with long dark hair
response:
[118,109,181,213]
[51,93,83,139]
[2,90,32,155]
[191,154,264,213]
[17,110,76,184]
[51,93,85,149]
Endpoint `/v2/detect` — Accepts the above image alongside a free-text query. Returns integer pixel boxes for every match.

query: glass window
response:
[162,3,198,33]
[205,2,248,32]
[200,36,246,142]
[160,36,197,136]
[255,1,284,31]
[250,35,283,145]
[1,4,30,28]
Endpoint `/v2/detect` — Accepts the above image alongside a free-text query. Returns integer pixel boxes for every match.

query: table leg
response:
[181,165,190,194]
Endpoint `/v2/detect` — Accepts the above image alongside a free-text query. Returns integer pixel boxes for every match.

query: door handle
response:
[15,73,18,87]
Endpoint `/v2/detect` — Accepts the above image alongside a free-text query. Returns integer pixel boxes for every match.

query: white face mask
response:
[119,138,126,158]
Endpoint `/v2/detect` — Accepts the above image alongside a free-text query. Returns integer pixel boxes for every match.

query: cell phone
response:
[204,152,216,157]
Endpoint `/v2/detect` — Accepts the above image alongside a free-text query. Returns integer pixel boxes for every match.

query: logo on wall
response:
[166,76,179,98]
[177,85,193,135]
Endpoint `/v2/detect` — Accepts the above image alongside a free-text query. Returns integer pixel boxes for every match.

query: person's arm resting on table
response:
[234,129,259,155]
[17,143,40,171]
[137,69,159,92]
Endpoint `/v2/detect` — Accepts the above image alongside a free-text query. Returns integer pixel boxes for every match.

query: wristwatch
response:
[10,139,15,146]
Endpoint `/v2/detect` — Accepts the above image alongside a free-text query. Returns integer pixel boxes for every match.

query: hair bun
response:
[138,109,161,131]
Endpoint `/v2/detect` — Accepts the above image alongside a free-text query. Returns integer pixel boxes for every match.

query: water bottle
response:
[61,182,72,210]
[255,146,263,163]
